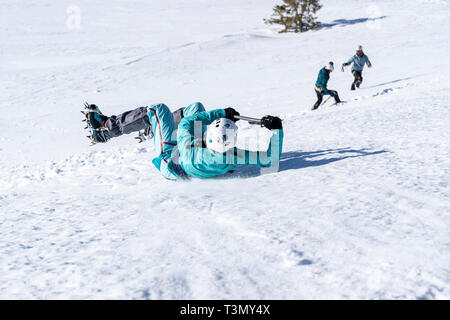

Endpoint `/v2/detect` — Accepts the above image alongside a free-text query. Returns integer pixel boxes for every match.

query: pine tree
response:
[264,0,322,33]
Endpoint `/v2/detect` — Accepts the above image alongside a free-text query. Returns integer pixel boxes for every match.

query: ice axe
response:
[235,115,284,126]
[321,95,333,107]
[235,115,262,125]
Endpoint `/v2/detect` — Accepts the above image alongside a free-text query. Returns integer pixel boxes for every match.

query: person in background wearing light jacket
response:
[342,45,372,90]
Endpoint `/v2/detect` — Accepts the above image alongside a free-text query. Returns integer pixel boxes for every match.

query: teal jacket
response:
[177,109,284,179]
[315,68,331,95]
[345,53,372,71]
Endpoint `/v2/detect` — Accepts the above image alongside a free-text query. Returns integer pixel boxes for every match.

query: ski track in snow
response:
[1,0,450,299]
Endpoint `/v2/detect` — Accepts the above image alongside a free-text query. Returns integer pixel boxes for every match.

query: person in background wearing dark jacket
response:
[312,62,341,110]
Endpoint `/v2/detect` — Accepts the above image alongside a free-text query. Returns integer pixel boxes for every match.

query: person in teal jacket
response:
[312,62,341,110]
[342,45,372,90]
[83,102,283,180]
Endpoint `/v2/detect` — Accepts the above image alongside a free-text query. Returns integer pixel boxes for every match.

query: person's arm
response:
[179,109,225,130]
[343,55,355,66]
[177,109,228,167]
[177,108,225,149]
[366,55,372,68]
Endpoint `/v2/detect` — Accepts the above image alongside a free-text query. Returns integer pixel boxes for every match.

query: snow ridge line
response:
[103,32,277,71]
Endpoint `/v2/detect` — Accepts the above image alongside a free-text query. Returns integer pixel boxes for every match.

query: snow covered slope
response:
[0,0,449,299]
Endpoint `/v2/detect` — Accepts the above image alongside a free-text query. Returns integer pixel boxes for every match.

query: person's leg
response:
[183,102,206,117]
[147,104,177,155]
[105,107,151,138]
[351,70,358,90]
[147,104,187,180]
[312,90,323,110]
[171,102,206,128]
[355,71,363,88]
[329,90,341,103]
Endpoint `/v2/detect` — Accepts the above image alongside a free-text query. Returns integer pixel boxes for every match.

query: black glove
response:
[224,107,240,122]
[261,115,282,130]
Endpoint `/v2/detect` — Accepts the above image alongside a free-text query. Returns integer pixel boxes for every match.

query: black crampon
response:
[81,102,110,144]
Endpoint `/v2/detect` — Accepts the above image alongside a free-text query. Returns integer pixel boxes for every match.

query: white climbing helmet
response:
[325,61,334,71]
[205,118,238,153]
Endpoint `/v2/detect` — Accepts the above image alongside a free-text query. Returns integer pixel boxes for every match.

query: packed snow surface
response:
[0,0,449,299]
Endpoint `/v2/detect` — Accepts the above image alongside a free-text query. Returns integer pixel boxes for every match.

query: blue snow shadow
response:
[318,16,387,29]
[279,147,387,172]
[363,77,414,89]
[227,147,387,178]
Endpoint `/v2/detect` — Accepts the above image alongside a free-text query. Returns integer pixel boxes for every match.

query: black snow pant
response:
[312,89,341,110]
[105,106,185,138]
[352,70,363,89]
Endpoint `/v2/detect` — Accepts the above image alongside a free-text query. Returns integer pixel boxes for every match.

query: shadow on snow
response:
[279,147,387,172]
[363,77,414,89]
[227,147,388,178]
[318,16,387,29]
